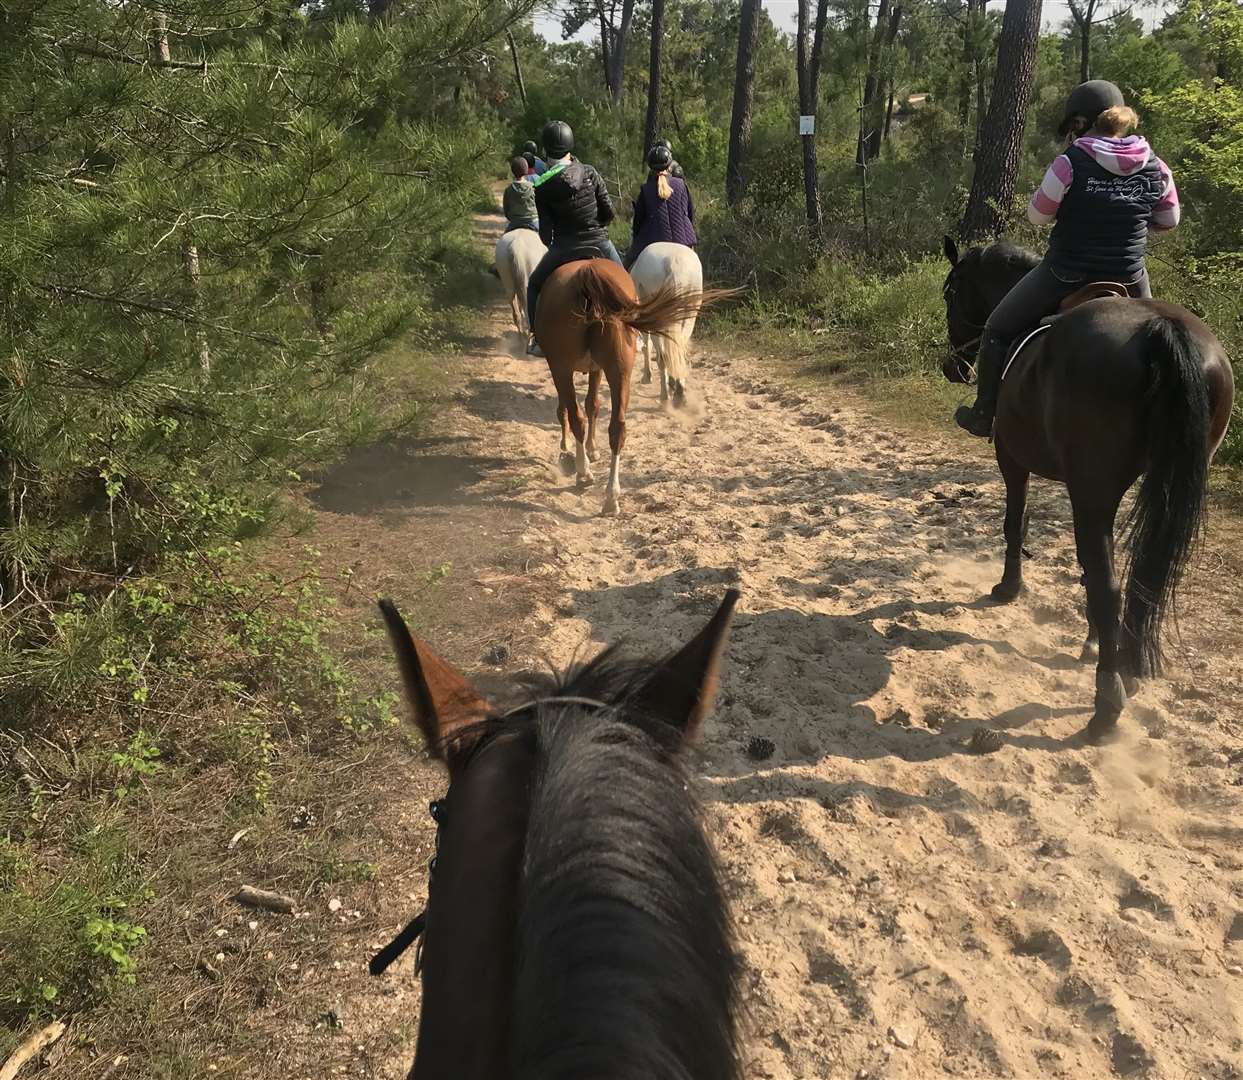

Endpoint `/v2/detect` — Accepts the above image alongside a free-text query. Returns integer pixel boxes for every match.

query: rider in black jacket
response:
[525,120,623,356]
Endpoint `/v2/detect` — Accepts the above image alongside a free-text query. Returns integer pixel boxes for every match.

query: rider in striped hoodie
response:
[955,81,1181,438]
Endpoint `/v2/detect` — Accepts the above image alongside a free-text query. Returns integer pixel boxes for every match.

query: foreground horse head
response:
[535,258,722,515]
[630,242,705,406]
[377,591,742,1080]
[939,235,1234,741]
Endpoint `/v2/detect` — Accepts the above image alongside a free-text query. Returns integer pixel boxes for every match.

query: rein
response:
[942,269,985,380]
[369,695,611,978]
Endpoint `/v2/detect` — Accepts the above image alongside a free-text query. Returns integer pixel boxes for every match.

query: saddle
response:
[1003,282,1132,382]
[563,244,607,262]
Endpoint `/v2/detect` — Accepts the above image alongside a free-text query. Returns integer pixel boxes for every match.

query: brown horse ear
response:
[378,600,492,765]
[943,234,959,266]
[635,589,739,744]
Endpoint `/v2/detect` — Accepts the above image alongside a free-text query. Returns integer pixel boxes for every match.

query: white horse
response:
[629,242,703,406]
[495,228,547,335]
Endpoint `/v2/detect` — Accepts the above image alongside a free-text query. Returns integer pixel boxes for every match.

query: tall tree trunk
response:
[726,0,763,205]
[505,30,528,108]
[883,84,896,141]
[959,0,1043,242]
[1079,21,1091,80]
[150,10,171,62]
[856,0,890,165]
[796,0,830,237]
[643,0,666,155]
[607,0,637,106]
[597,1,613,93]
[956,0,973,125]
[864,3,901,161]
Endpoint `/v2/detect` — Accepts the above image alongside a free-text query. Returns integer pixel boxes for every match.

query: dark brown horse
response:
[941,238,1234,740]
[375,592,742,1080]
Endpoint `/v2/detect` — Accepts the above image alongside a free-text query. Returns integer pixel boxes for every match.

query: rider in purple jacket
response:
[623,144,696,270]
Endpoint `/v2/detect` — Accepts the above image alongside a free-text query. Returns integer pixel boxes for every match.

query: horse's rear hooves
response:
[989,581,1023,604]
[601,498,620,516]
[1083,715,1123,745]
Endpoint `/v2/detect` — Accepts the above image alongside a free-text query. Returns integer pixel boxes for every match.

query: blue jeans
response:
[527,239,624,336]
[505,220,539,234]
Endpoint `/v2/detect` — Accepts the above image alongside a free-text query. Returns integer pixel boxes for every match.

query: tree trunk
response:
[505,30,528,108]
[796,0,830,238]
[643,0,665,156]
[1079,21,1091,81]
[883,84,896,141]
[597,1,613,94]
[856,0,890,165]
[864,3,901,161]
[959,0,1043,242]
[607,0,637,106]
[149,10,171,63]
[957,0,973,125]
[726,0,763,205]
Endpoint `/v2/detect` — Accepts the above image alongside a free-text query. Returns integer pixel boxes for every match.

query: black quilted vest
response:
[1047,144,1165,280]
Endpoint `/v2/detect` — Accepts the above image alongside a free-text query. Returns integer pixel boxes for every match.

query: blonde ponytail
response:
[657,171,672,200]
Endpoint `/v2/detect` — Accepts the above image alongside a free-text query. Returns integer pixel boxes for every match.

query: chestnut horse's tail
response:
[576,261,732,338]
[1121,315,1213,674]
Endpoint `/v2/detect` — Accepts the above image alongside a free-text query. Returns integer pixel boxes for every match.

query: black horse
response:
[941,237,1234,741]
[376,592,742,1080]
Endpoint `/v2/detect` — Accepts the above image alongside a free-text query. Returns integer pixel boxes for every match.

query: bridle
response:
[942,268,985,381]
[369,695,610,978]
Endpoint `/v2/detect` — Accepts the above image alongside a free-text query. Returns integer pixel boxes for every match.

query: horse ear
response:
[943,234,960,266]
[635,589,739,744]
[379,600,492,766]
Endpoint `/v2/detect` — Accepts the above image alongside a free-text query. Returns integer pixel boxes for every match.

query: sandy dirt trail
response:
[283,208,1243,1080]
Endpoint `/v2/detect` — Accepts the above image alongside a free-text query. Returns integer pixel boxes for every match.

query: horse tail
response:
[577,262,733,339]
[1121,314,1212,674]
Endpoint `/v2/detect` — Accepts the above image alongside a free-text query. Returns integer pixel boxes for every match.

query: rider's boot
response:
[954,329,1005,438]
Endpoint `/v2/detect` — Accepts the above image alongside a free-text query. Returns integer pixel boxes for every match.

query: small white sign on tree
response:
[798,115,815,136]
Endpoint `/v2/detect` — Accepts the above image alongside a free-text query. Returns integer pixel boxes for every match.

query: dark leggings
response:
[527,239,624,334]
[984,259,1151,347]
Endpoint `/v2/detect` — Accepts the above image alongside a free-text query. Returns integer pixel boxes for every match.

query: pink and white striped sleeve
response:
[1027,154,1073,226]
[1151,158,1181,231]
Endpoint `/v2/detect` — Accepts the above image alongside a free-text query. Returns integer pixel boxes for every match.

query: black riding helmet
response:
[521,140,539,155]
[541,120,574,159]
[647,144,673,170]
[655,138,672,150]
[1058,80,1125,137]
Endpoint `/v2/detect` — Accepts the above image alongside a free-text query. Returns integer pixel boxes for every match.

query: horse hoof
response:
[601,497,620,517]
[576,471,595,488]
[1083,714,1123,744]
[586,446,598,463]
[990,580,1022,604]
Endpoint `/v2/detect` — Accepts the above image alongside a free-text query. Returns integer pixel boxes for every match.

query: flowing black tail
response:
[1121,315,1212,675]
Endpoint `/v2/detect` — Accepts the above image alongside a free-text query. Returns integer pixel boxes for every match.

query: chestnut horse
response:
[941,238,1234,740]
[374,592,742,1080]
[534,256,711,515]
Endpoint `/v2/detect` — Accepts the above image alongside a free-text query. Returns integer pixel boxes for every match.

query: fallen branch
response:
[0,1020,67,1080]
[232,885,296,914]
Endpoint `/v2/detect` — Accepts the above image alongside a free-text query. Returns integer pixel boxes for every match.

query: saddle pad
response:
[1001,323,1052,383]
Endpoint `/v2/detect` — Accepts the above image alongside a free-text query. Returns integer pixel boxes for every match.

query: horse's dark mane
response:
[971,239,1040,278]
[503,648,742,1080]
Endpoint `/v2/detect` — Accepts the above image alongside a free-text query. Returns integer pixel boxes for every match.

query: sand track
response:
[292,211,1243,1080]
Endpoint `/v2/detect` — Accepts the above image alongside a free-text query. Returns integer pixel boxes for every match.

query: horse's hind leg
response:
[1072,490,1126,741]
[600,358,631,516]
[641,333,653,384]
[992,440,1029,604]
[584,368,602,463]
[551,369,592,484]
